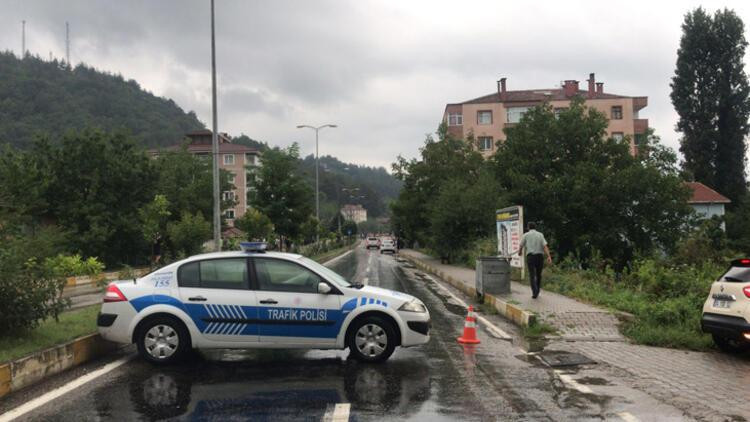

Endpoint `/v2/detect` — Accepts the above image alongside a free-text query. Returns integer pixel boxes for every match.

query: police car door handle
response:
[188,296,207,302]
[260,299,278,304]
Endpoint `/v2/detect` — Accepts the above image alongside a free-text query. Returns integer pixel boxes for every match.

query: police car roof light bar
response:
[240,242,267,253]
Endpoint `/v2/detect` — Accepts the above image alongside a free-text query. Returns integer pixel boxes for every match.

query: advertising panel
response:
[496,206,524,269]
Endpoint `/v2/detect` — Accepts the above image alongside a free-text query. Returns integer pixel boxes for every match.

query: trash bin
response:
[475,256,511,297]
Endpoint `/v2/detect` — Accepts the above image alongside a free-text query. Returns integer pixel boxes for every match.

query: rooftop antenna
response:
[21,20,25,58]
[66,22,70,65]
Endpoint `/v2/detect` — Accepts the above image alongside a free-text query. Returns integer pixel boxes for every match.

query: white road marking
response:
[322,402,351,422]
[420,274,511,340]
[0,355,133,422]
[554,370,593,394]
[322,249,353,266]
[616,411,640,422]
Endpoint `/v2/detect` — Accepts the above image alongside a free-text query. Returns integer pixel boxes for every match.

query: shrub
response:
[0,228,70,334]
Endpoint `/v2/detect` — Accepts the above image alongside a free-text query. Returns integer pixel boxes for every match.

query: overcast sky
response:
[3,0,750,169]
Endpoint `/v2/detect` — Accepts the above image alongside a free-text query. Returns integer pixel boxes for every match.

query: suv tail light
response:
[103,284,128,302]
[744,286,750,299]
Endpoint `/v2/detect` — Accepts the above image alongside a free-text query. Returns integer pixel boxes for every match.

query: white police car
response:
[98,243,430,364]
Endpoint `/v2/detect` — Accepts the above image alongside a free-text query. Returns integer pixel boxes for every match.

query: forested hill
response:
[0,52,204,148]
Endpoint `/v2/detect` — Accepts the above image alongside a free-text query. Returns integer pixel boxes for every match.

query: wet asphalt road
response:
[3,245,644,421]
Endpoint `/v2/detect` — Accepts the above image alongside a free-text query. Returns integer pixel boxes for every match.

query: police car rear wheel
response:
[136,316,190,365]
[347,316,396,362]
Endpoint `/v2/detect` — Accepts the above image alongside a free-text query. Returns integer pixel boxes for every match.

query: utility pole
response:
[66,22,70,65]
[21,20,25,58]
[210,0,221,251]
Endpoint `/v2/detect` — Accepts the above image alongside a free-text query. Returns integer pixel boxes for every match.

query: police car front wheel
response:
[347,316,397,363]
[136,316,191,365]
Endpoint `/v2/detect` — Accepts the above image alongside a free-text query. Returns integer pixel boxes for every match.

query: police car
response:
[97,243,430,364]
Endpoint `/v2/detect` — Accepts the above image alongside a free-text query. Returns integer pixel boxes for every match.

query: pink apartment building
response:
[443,73,648,156]
[150,130,261,227]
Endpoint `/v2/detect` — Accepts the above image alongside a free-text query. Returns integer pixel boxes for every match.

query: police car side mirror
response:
[317,282,332,294]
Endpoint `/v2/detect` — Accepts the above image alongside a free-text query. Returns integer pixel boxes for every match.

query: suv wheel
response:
[136,316,191,365]
[712,333,750,354]
[347,316,397,363]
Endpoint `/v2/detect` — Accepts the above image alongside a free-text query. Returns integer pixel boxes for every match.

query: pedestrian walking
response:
[513,222,552,298]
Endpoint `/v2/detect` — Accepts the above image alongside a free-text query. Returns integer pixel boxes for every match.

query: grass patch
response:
[0,305,100,363]
[542,263,717,351]
[522,320,557,339]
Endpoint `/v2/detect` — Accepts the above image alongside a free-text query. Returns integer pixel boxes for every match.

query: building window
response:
[611,106,623,120]
[228,173,236,185]
[246,153,256,165]
[477,110,492,125]
[478,137,493,151]
[612,132,624,142]
[224,209,235,219]
[223,154,235,165]
[506,107,530,123]
[554,107,567,118]
[222,191,236,201]
[195,152,210,161]
[448,113,463,126]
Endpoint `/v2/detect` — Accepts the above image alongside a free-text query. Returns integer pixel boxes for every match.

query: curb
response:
[0,333,119,400]
[402,255,537,328]
[65,267,149,288]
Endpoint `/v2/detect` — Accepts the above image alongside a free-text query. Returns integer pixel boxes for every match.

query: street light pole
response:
[210,0,221,251]
[296,124,337,241]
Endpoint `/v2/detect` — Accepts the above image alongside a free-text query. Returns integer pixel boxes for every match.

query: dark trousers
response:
[526,253,544,297]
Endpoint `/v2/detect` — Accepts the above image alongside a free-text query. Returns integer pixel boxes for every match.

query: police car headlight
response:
[399,299,427,313]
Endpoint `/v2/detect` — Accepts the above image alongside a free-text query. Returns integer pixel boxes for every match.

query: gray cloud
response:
[2,0,750,168]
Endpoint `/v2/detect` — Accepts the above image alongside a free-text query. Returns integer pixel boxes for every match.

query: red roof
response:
[454,88,629,105]
[685,182,731,204]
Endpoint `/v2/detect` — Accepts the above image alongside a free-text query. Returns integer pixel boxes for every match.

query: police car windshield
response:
[298,257,352,288]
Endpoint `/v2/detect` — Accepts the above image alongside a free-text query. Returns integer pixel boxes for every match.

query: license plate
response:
[713,299,731,308]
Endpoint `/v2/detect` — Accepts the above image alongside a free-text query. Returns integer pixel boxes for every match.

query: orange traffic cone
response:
[457,306,481,344]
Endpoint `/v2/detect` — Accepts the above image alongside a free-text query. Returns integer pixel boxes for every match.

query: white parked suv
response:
[701,258,750,353]
[98,243,430,364]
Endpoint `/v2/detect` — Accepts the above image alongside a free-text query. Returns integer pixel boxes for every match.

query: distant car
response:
[365,237,380,250]
[379,239,396,254]
[701,258,750,353]
[98,243,430,364]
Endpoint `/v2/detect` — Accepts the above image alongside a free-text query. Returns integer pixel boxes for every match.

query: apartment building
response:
[443,73,648,157]
[340,204,367,224]
[150,130,261,227]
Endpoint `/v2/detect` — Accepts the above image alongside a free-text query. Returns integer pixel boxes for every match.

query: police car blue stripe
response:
[360,297,366,306]
[227,305,239,320]
[215,304,226,319]
[369,298,375,304]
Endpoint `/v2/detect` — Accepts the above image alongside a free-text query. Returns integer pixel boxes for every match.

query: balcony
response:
[634,119,649,134]
[633,97,648,111]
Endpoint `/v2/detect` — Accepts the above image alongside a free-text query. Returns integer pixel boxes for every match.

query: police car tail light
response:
[743,286,750,299]
[103,284,128,302]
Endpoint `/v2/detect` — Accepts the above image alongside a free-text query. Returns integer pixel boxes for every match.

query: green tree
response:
[139,194,171,247]
[248,144,314,247]
[33,130,157,266]
[234,207,274,241]
[670,7,750,204]
[153,148,236,224]
[492,100,691,267]
[391,123,487,249]
[167,211,211,258]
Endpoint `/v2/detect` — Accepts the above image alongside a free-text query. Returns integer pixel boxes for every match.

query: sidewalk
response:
[400,249,624,341]
[401,249,750,420]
